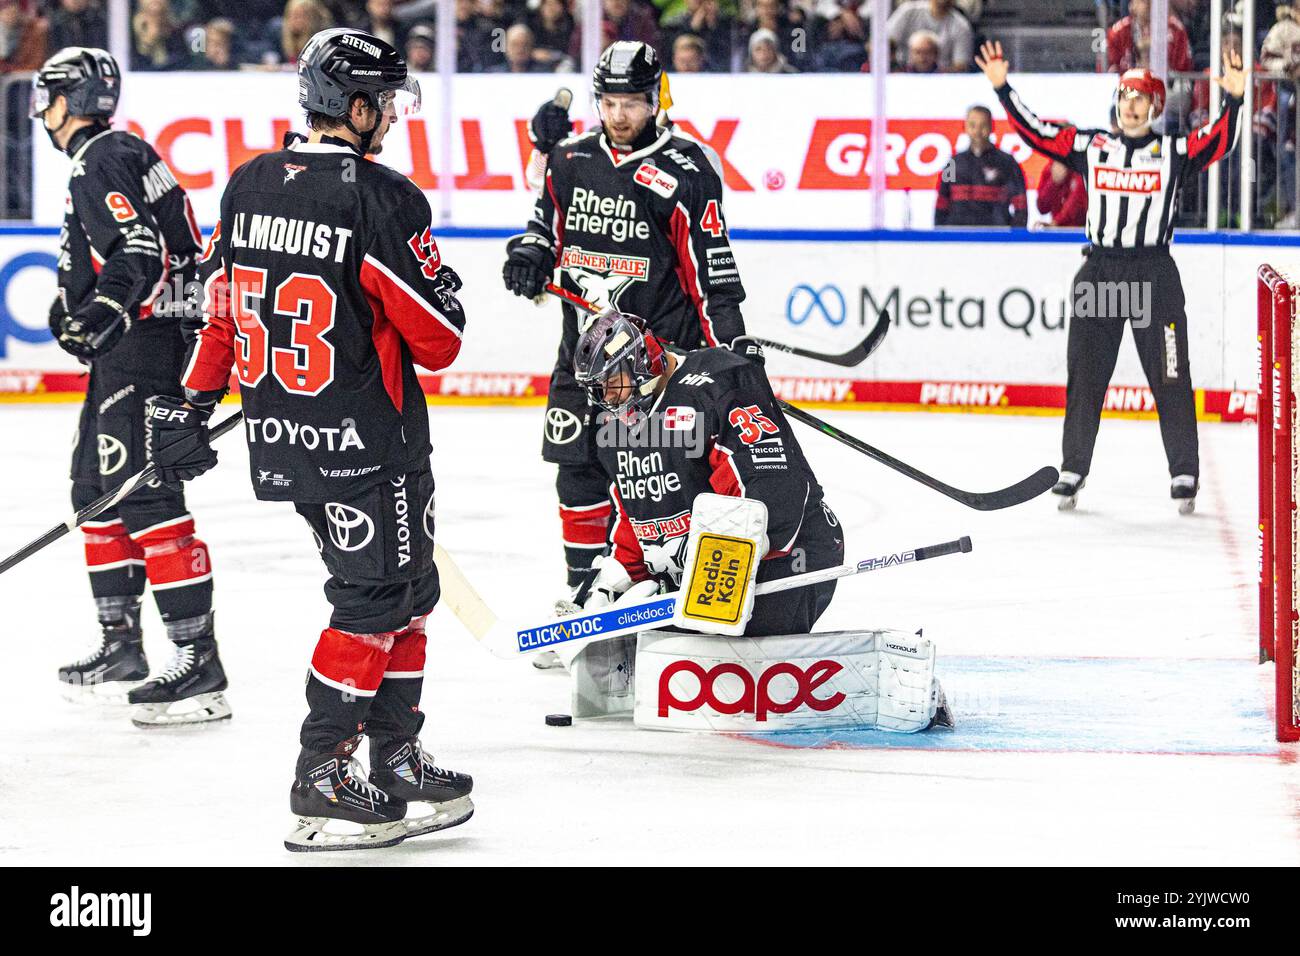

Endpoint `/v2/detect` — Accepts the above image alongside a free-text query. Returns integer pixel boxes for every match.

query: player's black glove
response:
[529,100,573,155]
[729,335,766,367]
[503,233,555,299]
[145,395,217,485]
[56,295,131,359]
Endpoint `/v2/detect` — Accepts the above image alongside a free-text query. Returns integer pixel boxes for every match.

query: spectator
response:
[904,28,940,73]
[747,0,811,71]
[746,26,797,71]
[361,0,405,51]
[1171,0,1213,69]
[662,0,734,72]
[193,16,238,69]
[1105,0,1193,73]
[47,0,107,52]
[529,0,575,65]
[132,1,191,71]
[1262,4,1300,75]
[1036,161,1087,227]
[887,0,973,72]
[457,0,497,71]
[273,0,333,66]
[405,22,435,71]
[672,31,708,71]
[0,0,47,73]
[570,0,659,59]
[810,0,867,71]
[933,105,1026,226]
[488,22,552,71]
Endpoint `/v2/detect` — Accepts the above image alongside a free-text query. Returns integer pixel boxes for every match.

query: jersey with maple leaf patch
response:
[593,347,835,589]
[181,139,466,503]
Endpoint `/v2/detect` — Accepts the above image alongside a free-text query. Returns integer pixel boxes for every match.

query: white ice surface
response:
[0,403,1296,865]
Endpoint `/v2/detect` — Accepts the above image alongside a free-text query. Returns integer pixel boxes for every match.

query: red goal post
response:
[1257,264,1300,742]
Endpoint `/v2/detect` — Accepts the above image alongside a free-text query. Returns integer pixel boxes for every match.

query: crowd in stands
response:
[0,1,1294,77]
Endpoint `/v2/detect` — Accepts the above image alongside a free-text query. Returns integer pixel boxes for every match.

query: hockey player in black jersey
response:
[32,47,228,728]
[147,29,472,851]
[573,310,844,636]
[503,41,749,596]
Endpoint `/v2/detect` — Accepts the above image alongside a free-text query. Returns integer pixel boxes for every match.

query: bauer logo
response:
[516,597,676,652]
[49,885,151,936]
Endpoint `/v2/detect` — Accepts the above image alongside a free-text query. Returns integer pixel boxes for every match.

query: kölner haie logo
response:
[50,886,151,936]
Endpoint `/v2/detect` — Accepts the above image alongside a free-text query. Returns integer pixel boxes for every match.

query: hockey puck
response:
[545,713,572,727]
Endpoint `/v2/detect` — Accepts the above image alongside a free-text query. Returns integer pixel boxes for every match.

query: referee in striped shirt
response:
[976,40,1245,513]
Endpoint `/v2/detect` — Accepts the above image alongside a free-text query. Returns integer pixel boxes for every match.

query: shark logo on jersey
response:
[560,246,649,309]
[283,163,307,184]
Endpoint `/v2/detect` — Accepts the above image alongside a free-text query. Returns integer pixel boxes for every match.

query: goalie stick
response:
[0,409,246,577]
[542,284,1057,511]
[543,282,889,368]
[468,535,973,659]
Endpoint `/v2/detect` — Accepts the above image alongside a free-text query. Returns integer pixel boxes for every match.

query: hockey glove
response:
[145,395,218,485]
[728,335,766,367]
[58,295,131,359]
[502,233,555,299]
[529,100,573,155]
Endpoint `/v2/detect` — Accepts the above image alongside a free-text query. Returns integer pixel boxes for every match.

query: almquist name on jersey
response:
[564,186,650,242]
[229,212,353,262]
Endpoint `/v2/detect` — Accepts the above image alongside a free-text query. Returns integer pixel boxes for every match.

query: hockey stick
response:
[0,410,245,577]
[542,283,1057,511]
[543,282,888,368]
[478,534,973,659]
[778,402,1059,511]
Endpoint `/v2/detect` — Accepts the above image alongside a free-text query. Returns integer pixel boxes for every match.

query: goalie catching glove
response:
[502,233,555,299]
[145,395,218,485]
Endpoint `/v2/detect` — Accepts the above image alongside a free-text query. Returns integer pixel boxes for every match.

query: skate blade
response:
[1056,495,1078,512]
[284,816,407,853]
[401,795,475,840]
[58,679,144,706]
[130,692,232,729]
[1178,498,1196,515]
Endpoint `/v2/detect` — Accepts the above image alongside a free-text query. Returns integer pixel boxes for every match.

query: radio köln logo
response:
[97,434,127,476]
[546,407,582,445]
[324,502,374,552]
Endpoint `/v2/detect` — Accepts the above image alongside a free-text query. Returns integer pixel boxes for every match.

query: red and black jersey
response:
[934,146,1027,227]
[528,124,746,363]
[57,126,202,322]
[594,347,829,589]
[182,139,466,503]
[997,82,1242,248]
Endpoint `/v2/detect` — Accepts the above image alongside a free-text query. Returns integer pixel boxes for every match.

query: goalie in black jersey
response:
[148,28,472,851]
[503,40,750,599]
[32,47,228,728]
[572,310,844,636]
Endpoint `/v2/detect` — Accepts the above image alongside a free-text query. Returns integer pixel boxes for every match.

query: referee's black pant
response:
[1062,246,1198,480]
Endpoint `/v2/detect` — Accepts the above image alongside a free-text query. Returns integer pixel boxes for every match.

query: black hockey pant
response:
[1062,246,1198,480]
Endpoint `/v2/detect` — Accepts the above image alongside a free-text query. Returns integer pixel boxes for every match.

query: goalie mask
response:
[573,309,668,425]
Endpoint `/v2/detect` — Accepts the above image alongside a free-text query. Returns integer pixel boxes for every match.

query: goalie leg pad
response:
[634,629,945,734]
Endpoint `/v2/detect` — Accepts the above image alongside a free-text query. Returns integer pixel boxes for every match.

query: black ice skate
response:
[369,737,475,840]
[128,626,231,728]
[57,613,149,704]
[1052,471,1085,511]
[285,739,408,852]
[1171,474,1199,515]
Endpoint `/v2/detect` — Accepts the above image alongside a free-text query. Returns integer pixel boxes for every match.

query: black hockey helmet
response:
[592,41,662,104]
[298,28,420,149]
[30,47,121,121]
[573,309,668,423]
